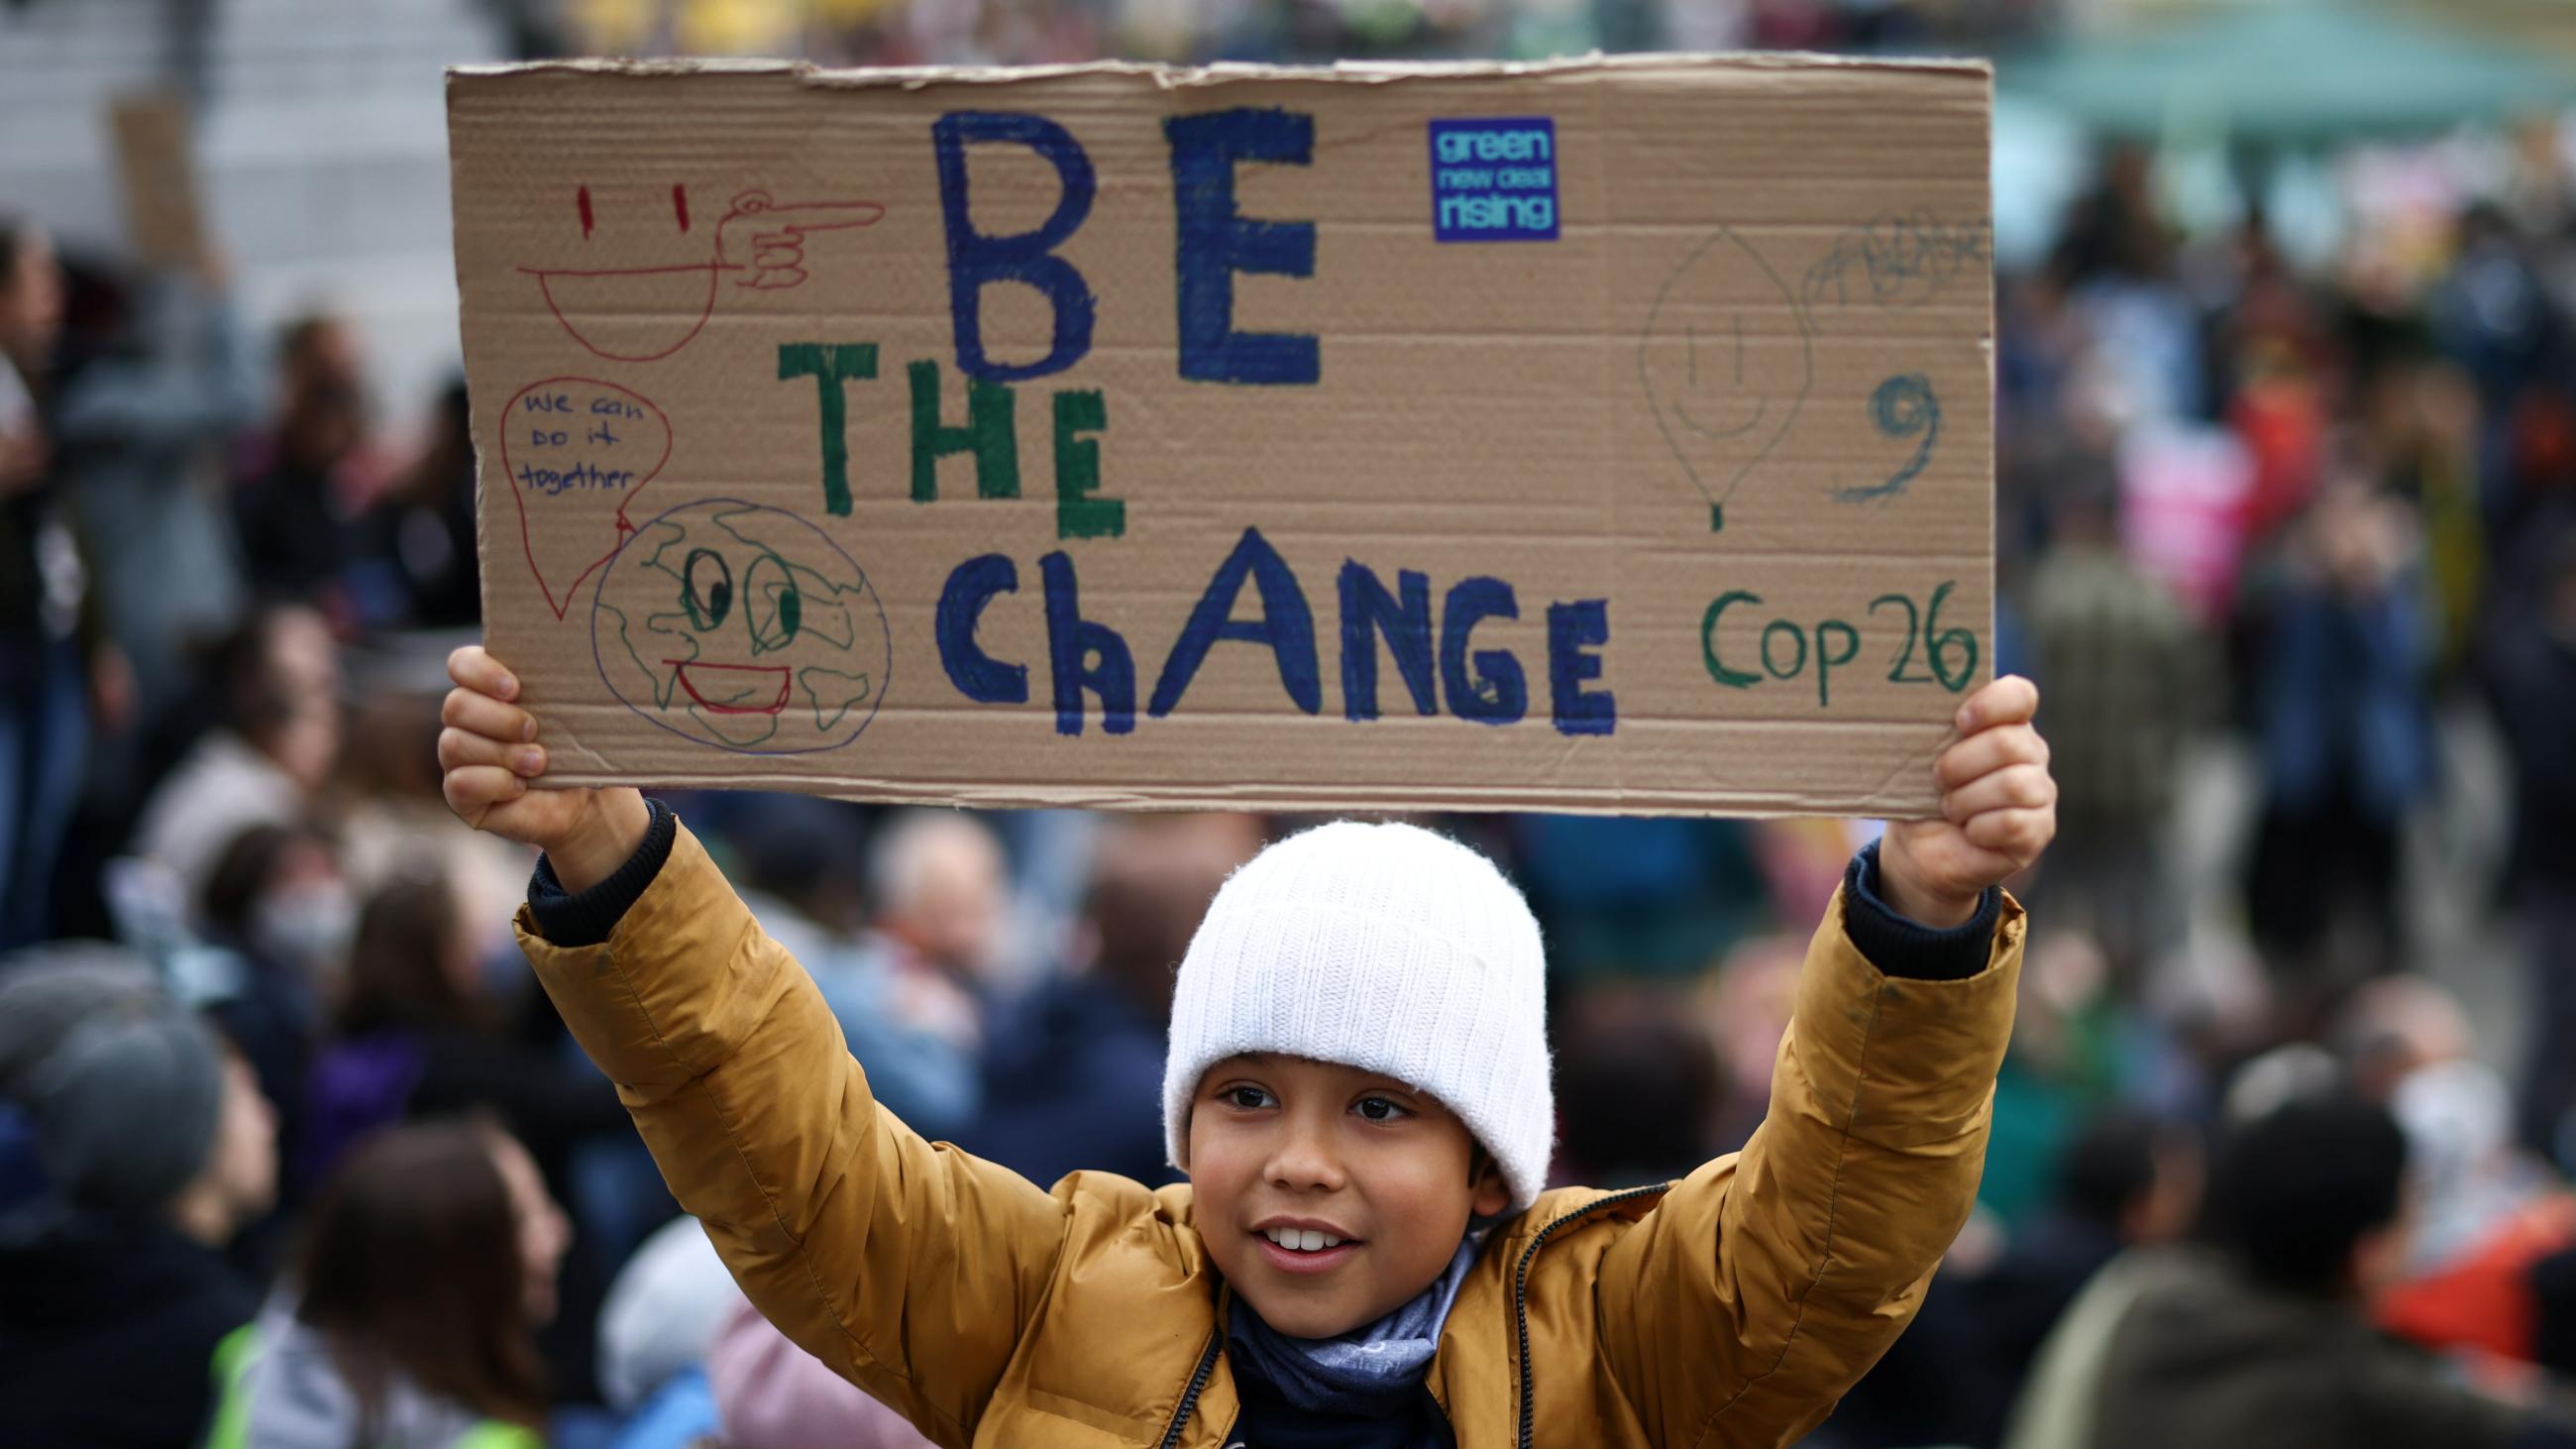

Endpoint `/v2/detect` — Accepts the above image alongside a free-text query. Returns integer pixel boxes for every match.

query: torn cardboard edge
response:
[447,50,1992,90]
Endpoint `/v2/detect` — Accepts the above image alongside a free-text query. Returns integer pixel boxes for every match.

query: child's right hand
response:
[441,645,652,892]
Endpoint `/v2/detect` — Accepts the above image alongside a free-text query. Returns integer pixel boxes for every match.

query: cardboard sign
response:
[449,56,1992,817]
[109,93,210,275]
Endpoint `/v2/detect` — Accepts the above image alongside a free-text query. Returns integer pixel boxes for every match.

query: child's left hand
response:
[1878,675,2055,927]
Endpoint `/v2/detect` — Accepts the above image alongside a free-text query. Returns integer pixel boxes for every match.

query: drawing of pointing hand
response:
[718,188,888,290]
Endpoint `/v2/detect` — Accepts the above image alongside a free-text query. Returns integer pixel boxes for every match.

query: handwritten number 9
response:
[1832,374,1939,505]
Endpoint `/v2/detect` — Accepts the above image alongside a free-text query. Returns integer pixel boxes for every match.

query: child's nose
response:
[1264,1119,1348,1192]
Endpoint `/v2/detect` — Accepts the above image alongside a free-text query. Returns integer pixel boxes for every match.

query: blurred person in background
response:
[705,1292,936,1449]
[1695,930,1804,1154]
[201,821,355,1007]
[49,241,256,725]
[0,218,50,462]
[2021,450,2207,982]
[300,864,632,1188]
[960,812,1259,1187]
[0,947,277,1446]
[199,822,353,1065]
[1830,1107,2201,1449]
[196,820,354,1269]
[724,794,980,1140]
[1973,1109,2201,1434]
[2009,1093,2576,1449]
[347,373,481,631]
[2353,348,2486,674]
[593,1214,739,1426]
[131,601,344,899]
[330,649,533,948]
[587,1215,945,1448]
[0,216,121,947]
[2486,518,2576,1164]
[1550,985,1722,1190]
[2241,474,2437,1012]
[2215,267,2333,551]
[2340,975,2544,1274]
[1981,928,2138,1231]
[2432,202,2561,533]
[2055,146,2203,427]
[301,865,634,1402]
[234,310,380,617]
[856,808,1008,1053]
[2351,977,2576,1389]
[215,1117,571,1449]
[1507,814,1771,978]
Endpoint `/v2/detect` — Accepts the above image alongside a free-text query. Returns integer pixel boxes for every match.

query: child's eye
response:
[1353,1096,1411,1123]
[1223,1086,1274,1111]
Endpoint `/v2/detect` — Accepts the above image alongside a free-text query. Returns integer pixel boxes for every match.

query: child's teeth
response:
[1266,1228,1345,1252]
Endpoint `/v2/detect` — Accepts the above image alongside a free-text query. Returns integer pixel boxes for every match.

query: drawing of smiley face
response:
[1638,226,1814,528]
[591,500,891,753]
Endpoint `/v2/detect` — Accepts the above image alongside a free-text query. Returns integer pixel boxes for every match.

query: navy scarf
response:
[1226,1232,1483,1421]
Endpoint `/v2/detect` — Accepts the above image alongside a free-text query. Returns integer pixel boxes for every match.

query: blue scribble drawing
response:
[1830,374,1941,505]
[1799,211,1987,312]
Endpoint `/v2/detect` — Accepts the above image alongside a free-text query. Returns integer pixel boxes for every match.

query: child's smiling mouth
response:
[1250,1218,1363,1275]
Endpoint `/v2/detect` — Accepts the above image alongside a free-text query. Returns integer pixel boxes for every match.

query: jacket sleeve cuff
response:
[526,799,677,947]
[1842,838,2002,981]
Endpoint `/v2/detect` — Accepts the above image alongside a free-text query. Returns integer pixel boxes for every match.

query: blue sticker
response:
[1429,117,1559,243]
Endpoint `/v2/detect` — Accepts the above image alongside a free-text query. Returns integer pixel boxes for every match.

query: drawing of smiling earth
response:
[592,501,890,753]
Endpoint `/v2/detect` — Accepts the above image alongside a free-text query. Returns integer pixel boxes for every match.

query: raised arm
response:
[1593,677,2054,1448]
[438,647,1067,1448]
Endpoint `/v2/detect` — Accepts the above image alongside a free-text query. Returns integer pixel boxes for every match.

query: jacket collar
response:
[1159,1183,1677,1449]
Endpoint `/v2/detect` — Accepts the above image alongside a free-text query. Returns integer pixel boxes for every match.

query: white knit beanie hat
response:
[1161,821,1554,1212]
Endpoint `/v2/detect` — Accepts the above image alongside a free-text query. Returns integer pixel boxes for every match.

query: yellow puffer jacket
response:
[516,822,2023,1449]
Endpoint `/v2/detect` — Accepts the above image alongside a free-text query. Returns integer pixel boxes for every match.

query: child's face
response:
[1189,1053,1511,1339]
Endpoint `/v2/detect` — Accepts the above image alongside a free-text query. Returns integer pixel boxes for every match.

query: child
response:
[0,949,277,1448]
[438,644,2053,1448]
[213,1117,572,1448]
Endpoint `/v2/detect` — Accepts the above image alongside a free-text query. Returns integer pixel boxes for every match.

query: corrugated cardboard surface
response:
[450,55,1991,817]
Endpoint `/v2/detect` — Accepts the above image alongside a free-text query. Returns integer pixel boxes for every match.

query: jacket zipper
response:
[1514,1183,1671,1449]
[1157,1289,1231,1449]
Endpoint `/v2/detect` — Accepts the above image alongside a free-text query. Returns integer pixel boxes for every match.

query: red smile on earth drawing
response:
[663,659,792,716]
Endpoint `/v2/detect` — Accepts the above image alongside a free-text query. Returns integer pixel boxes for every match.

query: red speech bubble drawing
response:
[499,377,673,619]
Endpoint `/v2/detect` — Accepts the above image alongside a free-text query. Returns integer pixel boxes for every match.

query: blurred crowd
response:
[534,0,2054,67]
[5,10,2576,1449]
